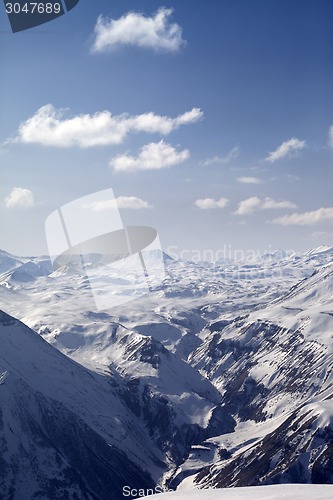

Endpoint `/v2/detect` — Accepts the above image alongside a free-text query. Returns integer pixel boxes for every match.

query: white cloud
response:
[92,8,185,53]
[265,137,306,162]
[8,105,203,148]
[110,140,189,172]
[195,197,229,210]
[84,196,152,211]
[5,187,35,209]
[234,196,261,215]
[200,146,239,166]
[115,196,152,209]
[329,126,333,149]
[272,207,333,226]
[237,177,262,184]
[261,197,297,210]
[234,196,296,215]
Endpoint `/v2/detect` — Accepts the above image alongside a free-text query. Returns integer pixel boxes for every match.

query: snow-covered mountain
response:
[1,246,333,497]
[0,310,159,499]
[0,250,52,284]
[168,260,333,489]
[192,400,333,488]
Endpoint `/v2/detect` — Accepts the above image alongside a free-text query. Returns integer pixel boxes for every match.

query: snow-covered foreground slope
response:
[144,484,333,500]
[0,310,158,499]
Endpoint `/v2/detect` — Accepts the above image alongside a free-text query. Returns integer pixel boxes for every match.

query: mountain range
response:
[1,247,333,498]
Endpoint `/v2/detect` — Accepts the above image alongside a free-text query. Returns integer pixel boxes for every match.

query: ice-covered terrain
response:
[1,246,333,497]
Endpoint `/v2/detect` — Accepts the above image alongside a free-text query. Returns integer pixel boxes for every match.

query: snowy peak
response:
[272,262,333,309]
[0,249,52,285]
[0,250,22,274]
[304,245,333,256]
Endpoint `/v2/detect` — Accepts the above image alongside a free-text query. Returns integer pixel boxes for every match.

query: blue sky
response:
[1,0,333,259]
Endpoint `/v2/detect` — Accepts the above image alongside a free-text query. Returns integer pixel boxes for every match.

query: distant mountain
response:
[0,249,52,285]
[0,250,22,274]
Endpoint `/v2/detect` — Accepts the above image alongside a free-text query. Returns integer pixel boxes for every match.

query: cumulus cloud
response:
[272,207,333,226]
[237,177,262,184]
[92,8,185,53]
[234,196,261,215]
[5,187,35,209]
[234,196,296,215]
[200,146,239,166]
[265,137,306,162]
[7,105,203,148]
[84,196,152,211]
[110,140,189,172]
[195,197,229,210]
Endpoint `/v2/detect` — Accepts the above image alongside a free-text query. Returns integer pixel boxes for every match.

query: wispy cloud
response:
[237,176,262,184]
[84,196,152,211]
[234,196,296,215]
[265,137,306,163]
[110,140,189,172]
[200,146,239,166]
[7,105,203,148]
[261,197,297,210]
[272,207,333,226]
[287,174,301,182]
[5,187,35,209]
[195,197,229,210]
[234,196,261,215]
[92,8,185,53]
[329,126,333,149]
